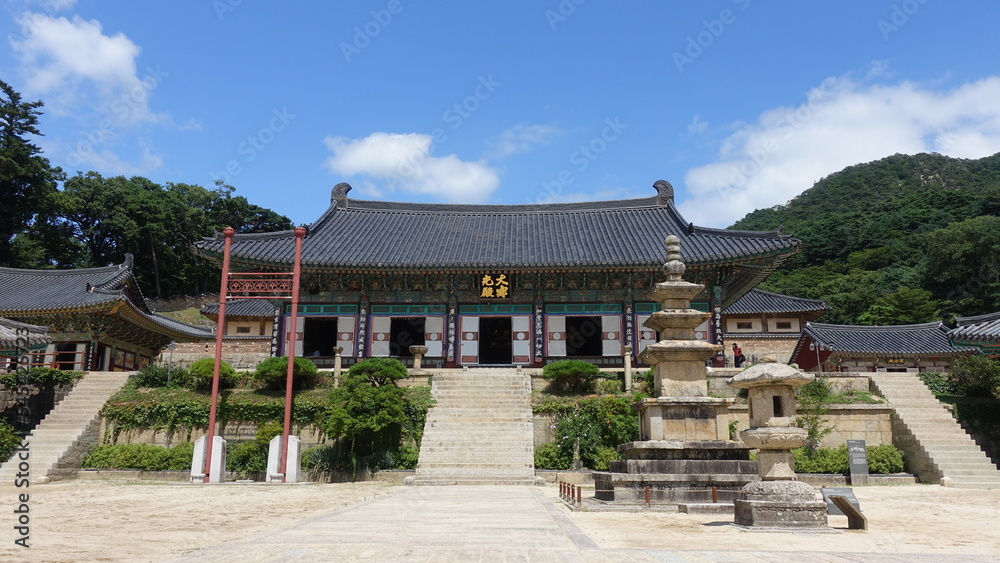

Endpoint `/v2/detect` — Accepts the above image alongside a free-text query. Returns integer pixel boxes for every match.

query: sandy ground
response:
[0,479,395,562]
[556,484,1000,557]
[1,479,998,562]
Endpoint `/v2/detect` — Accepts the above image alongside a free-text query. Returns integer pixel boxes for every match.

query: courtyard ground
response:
[1,479,997,561]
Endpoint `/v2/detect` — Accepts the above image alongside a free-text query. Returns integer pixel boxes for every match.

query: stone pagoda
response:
[592,236,758,504]
[729,357,829,528]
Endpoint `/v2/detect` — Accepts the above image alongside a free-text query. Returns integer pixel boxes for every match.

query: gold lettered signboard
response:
[480,274,510,298]
[886,358,905,365]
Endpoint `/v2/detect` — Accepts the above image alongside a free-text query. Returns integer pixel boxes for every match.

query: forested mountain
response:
[732,152,1000,324]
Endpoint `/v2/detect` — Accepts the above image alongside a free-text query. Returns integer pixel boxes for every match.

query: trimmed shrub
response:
[543,360,599,394]
[866,444,906,474]
[81,442,195,471]
[346,357,407,387]
[188,358,237,391]
[131,364,190,388]
[253,356,319,390]
[534,442,571,470]
[592,446,622,471]
[227,421,283,475]
[793,443,906,474]
[793,445,848,474]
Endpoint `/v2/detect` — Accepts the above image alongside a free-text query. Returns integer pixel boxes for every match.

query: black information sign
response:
[847,439,869,485]
[821,487,861,516]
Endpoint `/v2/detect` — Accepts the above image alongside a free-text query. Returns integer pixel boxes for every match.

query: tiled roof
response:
[0,318,50,349]
[950,311,1000,343]
[0,256,211,341]
[202,299,277,317]
[0,260,134,314]
[799,322,973,356]
[193,183,800,272]
[723,289,830,315]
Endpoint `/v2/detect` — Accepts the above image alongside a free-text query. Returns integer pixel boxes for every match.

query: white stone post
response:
[332,346,343,387]
[267,434,302,483]
[191,435,227,483]
[622,345,633,392]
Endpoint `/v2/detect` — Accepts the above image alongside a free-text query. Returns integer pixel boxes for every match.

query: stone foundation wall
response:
[709,373,871,398]
[99,419,329,448]
[726,337,800,365]
[727,404,893,448]
[167,338,271,370]
[535,403,892,450]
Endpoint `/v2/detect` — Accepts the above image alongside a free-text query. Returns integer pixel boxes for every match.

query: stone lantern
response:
[728,356,828,529]
[409,345,429,372]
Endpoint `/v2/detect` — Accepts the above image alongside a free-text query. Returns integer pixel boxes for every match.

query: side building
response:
[949,312,1000,358]
[791,321,976,373]
[720,289,830,365]
[0,255,213,371]
[193,181,801,368]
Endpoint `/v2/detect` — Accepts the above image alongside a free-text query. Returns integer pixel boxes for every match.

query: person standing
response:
[732,343,744,368]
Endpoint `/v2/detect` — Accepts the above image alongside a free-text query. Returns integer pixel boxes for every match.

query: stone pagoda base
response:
[733,480,828,529]
[592,440,759,504]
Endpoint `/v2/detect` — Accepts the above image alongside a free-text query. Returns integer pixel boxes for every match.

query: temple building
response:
[790,321,976,373]
[0,317,51,370]
[193,181,801,368]
[720,289,830,365]
[0,255,212,371]
[949,312,1000,358]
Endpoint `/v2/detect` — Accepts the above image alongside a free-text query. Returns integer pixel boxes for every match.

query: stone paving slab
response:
[167,486,994,562]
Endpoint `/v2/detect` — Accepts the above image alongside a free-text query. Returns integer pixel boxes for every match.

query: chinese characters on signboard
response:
[480,274,509,298]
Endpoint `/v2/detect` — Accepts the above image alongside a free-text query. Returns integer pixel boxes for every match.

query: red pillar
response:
[204,227,235,482]
[280,227,307,481]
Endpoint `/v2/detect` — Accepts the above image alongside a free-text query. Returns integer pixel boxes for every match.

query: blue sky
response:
[3,1,1000,229]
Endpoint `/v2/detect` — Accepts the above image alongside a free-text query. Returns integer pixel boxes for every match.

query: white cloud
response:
[678,73,1000,228]
[11,12,169,128]
[324,132,501,202]
[485,123,561,159]
[9,11,182,175]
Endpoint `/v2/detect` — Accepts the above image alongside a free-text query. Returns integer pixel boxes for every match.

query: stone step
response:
[871,374,1000,487]
[0,372,129,481]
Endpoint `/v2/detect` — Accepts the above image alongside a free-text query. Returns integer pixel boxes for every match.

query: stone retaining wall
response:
[534,403,893,450]
[726,404,893,448]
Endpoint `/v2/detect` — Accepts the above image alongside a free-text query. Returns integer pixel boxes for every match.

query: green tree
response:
[0,80,64,267]
[948,355,1000,399]
[923,216,1000,316]
[53,173,293,297]
[858,287,939,325]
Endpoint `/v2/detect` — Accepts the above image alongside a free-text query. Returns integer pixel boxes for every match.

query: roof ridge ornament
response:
[332,182,352,209]
[653,179,674,206]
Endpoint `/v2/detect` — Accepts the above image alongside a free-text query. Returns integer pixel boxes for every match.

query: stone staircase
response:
[0,371,131,483]
[870,374,1000,489]
[406,368,543,486]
